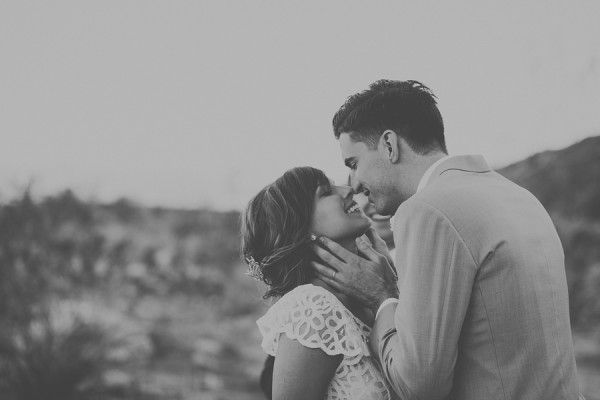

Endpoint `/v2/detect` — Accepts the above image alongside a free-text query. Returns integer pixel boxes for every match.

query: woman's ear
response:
[380,130,400,163]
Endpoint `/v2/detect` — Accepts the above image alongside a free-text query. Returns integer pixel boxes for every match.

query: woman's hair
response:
[241,166,330,299]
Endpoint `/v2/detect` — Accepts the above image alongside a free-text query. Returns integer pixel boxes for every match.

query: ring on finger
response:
[331,271,337,279]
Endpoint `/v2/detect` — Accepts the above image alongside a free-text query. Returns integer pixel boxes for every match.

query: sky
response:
[1,1,599,210]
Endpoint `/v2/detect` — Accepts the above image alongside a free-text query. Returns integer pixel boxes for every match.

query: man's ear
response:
[380,130,400,163]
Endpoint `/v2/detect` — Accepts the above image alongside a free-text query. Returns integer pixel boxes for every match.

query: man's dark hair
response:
[332,80,447,154]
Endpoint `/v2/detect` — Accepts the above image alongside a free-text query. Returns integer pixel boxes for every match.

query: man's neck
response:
[417,152,448,177]
[409,151,449,193]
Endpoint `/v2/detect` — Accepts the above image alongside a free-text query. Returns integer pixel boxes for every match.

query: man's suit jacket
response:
[370,155,581,400]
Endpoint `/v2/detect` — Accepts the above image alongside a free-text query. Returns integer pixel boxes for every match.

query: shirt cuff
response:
[375,298,399,320]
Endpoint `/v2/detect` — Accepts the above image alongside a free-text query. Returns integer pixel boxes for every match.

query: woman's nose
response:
[348,172,361,194]
[335,185,354,200]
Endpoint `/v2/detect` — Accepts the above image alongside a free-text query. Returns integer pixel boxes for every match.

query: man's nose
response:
[351,180,363,195]
[348,172,362,194]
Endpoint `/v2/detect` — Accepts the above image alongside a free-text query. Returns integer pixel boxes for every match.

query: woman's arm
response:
[272,334,342,400]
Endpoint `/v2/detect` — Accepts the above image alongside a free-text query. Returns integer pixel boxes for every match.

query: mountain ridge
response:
[498,135,600,222]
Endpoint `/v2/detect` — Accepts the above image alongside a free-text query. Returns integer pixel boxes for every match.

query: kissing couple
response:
[241,80,583,400]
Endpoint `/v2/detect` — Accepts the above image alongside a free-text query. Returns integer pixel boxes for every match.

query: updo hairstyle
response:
[241,167,330,299]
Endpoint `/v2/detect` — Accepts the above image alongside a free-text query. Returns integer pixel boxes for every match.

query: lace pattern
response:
[257,284,392,400]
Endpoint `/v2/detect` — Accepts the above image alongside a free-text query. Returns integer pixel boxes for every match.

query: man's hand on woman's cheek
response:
[311,236,399,313]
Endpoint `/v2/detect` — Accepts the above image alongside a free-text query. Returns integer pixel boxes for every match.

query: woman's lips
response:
[345,203,361,214]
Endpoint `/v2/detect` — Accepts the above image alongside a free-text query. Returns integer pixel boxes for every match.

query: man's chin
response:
[373,202,393,217]
[374,197,404,217]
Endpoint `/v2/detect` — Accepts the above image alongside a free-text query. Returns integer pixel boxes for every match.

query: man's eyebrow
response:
[344,157,355,168]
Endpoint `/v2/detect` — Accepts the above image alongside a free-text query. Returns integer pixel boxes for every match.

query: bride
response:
[241,166,398,400]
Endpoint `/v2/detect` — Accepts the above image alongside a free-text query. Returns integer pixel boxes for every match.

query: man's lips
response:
[371,214,391,221]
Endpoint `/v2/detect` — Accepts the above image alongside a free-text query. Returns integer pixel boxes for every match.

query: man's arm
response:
[371,199,478,400]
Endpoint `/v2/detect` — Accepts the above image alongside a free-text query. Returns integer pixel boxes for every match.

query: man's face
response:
[338,132,403,216]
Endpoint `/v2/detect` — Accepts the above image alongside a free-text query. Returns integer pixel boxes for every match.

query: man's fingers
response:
[360,234,373,246]
[365,227,380,242]
[365,227,386,250]
[311,261,345,292]
[365,227,395,267]
[355,237,383,263]
[311,260,337,278]
[313,244,344,269]
[318,236,351,262]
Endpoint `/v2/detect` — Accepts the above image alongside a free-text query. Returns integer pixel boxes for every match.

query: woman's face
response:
[309,180,371,241]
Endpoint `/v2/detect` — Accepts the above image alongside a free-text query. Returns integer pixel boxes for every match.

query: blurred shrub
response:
[555,216,600,327]
[0,190,242,304]
[0,189,244,398]
[0,191,53,326]
[103,198,140,223]
[0,318,146,400]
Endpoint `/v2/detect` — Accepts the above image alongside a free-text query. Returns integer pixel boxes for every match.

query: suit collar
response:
[417,155,453,192]
[423,154,492,189]
[391,155,492,229]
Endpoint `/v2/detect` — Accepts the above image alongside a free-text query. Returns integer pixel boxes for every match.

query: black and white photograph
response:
[1,1,599,399]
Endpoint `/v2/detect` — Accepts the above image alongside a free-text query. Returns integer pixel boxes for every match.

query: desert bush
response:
[553,217,600,327]
[0,318,143,400]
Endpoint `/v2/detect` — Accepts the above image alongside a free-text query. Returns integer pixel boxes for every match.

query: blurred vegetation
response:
[0,189,266,400]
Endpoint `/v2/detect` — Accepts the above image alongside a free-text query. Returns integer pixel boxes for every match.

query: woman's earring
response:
[309,234,317,241]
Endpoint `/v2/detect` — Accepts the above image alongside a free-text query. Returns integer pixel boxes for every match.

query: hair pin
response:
[309,234,317,241]
[244,255,264,281]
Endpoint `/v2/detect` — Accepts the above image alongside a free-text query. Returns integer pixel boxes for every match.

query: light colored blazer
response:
[370,155,581,400]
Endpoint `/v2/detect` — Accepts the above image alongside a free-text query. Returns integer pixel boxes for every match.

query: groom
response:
[312,80,582,399]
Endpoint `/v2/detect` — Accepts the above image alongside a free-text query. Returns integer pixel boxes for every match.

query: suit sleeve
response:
[370,199,478,400]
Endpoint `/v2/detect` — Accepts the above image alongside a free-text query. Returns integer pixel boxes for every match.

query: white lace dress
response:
[257,284,393,400]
